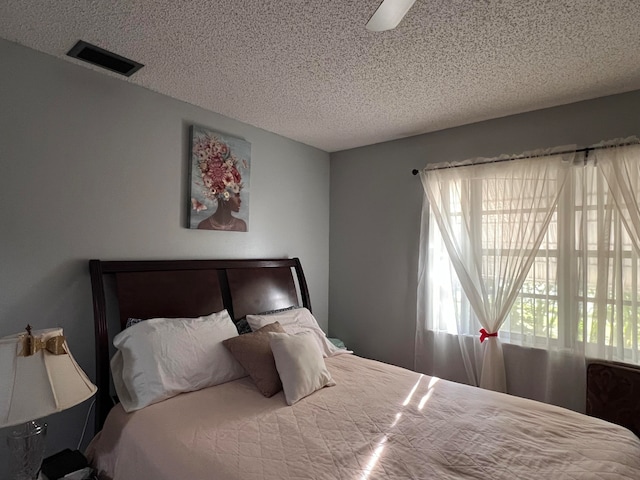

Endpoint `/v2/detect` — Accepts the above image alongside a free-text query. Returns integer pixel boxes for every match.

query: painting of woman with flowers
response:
[188,126,250,231]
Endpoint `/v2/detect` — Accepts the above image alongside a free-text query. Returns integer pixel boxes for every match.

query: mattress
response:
[87,354,640,479]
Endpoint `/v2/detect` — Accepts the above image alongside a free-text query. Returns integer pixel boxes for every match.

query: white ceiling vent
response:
[66,40,143,77]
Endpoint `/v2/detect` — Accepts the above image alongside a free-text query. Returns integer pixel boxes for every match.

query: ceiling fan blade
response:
[366,0,417,32]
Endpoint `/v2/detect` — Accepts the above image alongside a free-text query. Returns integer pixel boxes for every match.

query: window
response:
[428,155,640,365]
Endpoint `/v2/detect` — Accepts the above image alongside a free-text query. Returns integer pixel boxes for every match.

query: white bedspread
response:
[87,355,640,479]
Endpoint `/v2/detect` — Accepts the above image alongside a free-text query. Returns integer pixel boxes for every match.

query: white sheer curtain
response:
[596,142,640,255]
[417,154,571,392]
[416,140,640,409]
[591,141,640,364]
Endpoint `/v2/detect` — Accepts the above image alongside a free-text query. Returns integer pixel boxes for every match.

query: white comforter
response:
[87,355,640,479]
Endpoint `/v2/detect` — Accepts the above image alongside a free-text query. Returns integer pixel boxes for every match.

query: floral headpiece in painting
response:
[194,134,244,202]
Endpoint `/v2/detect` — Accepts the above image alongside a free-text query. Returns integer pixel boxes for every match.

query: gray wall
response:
[0,38,329,475]
[329,89,640,371]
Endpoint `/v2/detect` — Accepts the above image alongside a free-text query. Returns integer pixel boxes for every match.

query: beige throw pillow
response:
[269,331,336,405]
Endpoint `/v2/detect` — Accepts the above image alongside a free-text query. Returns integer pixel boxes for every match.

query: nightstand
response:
[586,360,640,437]
[41,449,95,480]
[329,337,347,350]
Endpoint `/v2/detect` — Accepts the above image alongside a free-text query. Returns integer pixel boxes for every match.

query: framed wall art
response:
[188,126,251,231]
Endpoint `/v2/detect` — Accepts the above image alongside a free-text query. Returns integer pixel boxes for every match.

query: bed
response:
[86,258,640,479]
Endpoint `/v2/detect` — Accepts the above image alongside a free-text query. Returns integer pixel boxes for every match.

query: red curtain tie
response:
[479,328,498,343]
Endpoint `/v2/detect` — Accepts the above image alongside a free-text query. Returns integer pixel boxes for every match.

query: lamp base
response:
[7,421,48,480]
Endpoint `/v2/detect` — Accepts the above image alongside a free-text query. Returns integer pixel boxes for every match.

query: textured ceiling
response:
[1,1,640,152]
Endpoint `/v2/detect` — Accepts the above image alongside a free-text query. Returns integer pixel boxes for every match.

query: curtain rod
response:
[411,141,639,175]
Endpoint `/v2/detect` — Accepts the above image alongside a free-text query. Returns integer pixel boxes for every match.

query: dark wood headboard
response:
[89,258,311,431]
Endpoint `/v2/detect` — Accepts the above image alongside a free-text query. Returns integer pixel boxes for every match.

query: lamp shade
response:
[0,327,97,428]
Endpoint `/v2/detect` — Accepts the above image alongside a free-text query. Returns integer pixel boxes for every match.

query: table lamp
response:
[0,326,97,479]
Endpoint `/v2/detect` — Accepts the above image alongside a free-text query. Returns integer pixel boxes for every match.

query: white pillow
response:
[246,308,349,357]
[111,310,246,412]
[269,332,335,405]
